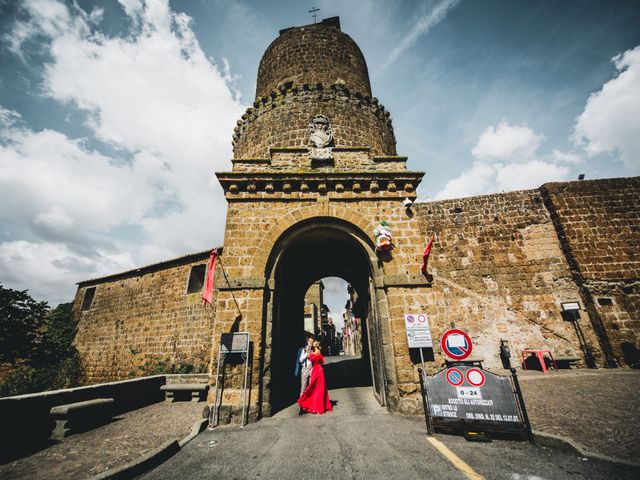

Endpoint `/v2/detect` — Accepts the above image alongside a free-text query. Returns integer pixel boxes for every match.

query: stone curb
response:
[178,418,209,448]
[533,430,640,469]
[88,418,208,480]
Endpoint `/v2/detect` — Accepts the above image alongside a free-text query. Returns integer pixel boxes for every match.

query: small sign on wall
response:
[404,313,433,348]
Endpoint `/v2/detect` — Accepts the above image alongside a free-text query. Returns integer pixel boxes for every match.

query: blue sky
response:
[0,0,639,307]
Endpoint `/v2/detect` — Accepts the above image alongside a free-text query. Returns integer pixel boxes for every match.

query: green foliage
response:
[0,285,81,397]
[0,284,49,364]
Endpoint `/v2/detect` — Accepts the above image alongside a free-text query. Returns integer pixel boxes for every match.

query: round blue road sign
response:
[445,367,464,386]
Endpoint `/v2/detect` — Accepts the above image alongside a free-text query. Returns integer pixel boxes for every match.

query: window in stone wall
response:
[81,287,96,311]
[597,297,614,307]
[186,264,207,294]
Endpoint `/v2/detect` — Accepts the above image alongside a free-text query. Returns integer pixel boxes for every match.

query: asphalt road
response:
[140,358,640,480]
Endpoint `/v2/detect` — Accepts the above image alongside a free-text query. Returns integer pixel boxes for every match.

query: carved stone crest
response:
[308,115,333,148]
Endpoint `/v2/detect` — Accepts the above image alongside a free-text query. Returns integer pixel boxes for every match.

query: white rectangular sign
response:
[404,313,433,348]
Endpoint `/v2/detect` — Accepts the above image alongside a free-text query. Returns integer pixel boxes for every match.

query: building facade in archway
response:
[72,16,640,420]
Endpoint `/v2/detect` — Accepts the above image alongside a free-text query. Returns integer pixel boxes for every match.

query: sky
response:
[0,0,639,308]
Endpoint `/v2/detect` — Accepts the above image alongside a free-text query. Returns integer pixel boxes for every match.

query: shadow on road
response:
[324,355,372,389]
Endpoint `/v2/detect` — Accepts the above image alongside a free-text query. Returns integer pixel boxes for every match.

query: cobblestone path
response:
[519,368,640,462]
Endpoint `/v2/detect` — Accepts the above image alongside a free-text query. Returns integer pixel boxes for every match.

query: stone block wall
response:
[375,189,605,414]
[255,20,371,100]
[231,148,407,174]
[72,252,215,384]
[414,189,600,365]
[541,177,640,365]
[232,85,397,159]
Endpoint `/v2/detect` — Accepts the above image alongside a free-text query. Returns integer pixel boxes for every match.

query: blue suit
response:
[294,347,305,376]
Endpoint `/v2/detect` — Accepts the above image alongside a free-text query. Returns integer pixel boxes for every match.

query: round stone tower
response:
[232,17,397,159]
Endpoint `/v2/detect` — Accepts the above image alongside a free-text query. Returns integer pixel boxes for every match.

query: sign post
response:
[425,365,526,434]
[210,332,250,428]
[405,313,434,434]
[416,328,535,442]
[404,313,433,372]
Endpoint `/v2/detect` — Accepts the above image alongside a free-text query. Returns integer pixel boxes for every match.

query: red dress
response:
[297,353,332,414]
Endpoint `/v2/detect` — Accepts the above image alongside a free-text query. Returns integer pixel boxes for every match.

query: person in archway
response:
[297,340,332,414]
[295,335,315,402]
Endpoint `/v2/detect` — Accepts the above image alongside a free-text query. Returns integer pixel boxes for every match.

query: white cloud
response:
[494,160,569,191]
[435,121,570,200]
[471,122,544,161]
[0,117,160,237]
[2,0,244,303]
[0,241,134,306]
[573,45,640,173]
[379,0,461,73]
[552,149,583,165]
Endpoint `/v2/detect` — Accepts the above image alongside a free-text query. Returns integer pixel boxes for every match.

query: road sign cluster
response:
[445,367,485,387]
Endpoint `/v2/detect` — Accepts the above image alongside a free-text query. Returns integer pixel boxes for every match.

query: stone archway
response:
[261,217,394,414]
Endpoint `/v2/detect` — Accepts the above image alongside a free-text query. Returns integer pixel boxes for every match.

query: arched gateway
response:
[211,17,425,420]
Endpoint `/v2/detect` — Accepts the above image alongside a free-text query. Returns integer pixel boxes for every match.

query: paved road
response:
[141,364,639,480]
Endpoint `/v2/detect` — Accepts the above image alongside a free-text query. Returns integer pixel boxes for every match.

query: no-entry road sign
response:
[441,329,473,360]
[466,367,486,387]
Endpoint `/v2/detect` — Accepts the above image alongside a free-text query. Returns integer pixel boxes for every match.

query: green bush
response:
[0,285,81,397]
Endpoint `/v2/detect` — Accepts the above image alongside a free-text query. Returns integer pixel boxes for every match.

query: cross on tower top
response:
[308,6,320,23]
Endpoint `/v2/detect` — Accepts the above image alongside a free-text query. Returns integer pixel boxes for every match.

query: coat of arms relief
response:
[308,115,334,161]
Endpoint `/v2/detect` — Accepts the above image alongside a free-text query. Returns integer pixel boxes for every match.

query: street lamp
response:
[561,301,597,368]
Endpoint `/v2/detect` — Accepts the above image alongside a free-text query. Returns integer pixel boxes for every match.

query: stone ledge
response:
[373,156,408,162]
[216,172,423,199]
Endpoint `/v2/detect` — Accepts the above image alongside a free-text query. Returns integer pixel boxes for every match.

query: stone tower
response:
[213,17,425,420]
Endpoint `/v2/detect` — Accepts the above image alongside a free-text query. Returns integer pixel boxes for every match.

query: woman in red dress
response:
[297,341,332,414]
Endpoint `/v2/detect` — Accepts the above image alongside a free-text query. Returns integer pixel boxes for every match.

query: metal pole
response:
[211,350,224,427]
[419,348,426,374]
[418,368,434,435]
[241,336,250,427]
[510,367,534,444]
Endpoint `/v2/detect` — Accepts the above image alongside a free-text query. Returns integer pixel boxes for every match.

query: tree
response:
[0,284,49,365]
[0,287,81,397]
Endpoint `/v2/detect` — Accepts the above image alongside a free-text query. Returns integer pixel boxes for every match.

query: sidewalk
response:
[0,401,203,480]
[517,368,640,463]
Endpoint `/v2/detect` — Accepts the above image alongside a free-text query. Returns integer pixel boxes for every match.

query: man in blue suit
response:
[294,336,315,412]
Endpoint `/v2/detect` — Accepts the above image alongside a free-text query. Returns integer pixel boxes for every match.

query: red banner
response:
[202,249,218,306]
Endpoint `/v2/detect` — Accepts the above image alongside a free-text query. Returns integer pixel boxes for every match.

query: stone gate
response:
[72,16,640,421]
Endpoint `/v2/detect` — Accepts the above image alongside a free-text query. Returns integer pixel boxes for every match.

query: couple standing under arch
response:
[295,336,332,414]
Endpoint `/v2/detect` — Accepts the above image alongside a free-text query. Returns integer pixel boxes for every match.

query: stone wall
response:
[0,375,165,461]
[541,177,640,366]
[69,178,639,418]
[72,252,215,384]
[414,189,601,368]
[370,189,605,415]
[255,19,371,100]
[232,85,397,159]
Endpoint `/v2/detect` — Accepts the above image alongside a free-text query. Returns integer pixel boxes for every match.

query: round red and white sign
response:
[466,368,485,387]
[440,329,473,360]
[445,368,464,387]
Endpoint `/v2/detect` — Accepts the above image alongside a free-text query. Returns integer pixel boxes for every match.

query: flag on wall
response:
[202,248,219,306]
[420,236,435,277]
